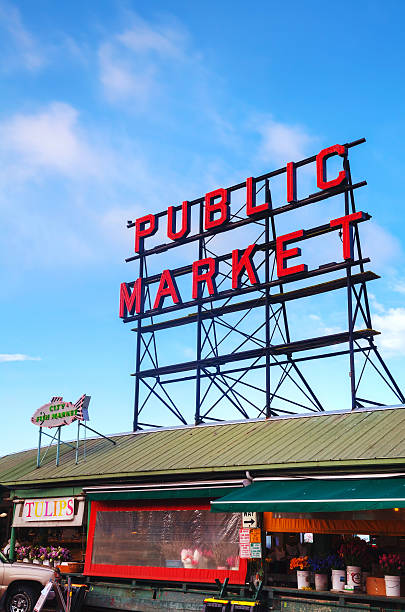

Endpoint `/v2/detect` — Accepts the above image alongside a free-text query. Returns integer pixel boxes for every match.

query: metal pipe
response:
[36,426,42,468]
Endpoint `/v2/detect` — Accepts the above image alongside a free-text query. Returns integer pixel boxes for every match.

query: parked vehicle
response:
[0,552,55,612]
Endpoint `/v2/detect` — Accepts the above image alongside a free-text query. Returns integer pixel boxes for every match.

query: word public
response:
[120,144,366,318]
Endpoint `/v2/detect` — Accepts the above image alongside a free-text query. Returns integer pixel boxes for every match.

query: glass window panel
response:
[91,509,240,570]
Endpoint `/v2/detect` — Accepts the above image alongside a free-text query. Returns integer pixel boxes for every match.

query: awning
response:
[211,478,405,513]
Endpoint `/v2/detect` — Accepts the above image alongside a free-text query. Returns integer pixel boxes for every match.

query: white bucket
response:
[346,565,362,588]
[332,569,346,591]
[297,570,310,589]
[384,575,401,597]
[315,573,328,591]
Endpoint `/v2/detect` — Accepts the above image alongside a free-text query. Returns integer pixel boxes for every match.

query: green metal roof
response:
[1,407,405,488]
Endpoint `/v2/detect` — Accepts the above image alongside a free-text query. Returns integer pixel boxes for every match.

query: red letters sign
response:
[120,143,368,319]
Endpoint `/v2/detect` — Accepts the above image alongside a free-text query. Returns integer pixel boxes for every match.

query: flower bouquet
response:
[328,553,346,591]
[290,556,310,590]
[15,545,31,562]
[338,537,372,589]
[180,548,199,569]
[379,553,404,576]
[309,556,331,591]
[379,554,404,596]
[338,536,371,567]
[290,556,310,571]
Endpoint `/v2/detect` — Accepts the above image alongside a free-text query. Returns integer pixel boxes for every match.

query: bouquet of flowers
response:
[338,536,372,567]
[327,553,345,570]
[309,556,332,574]
[290,556,310,571]
[181,548,199,568]
[379,553,405,576]
[55,546,71,562]
[15,545,31,561]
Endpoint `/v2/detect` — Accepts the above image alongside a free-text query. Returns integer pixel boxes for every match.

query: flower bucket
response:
[297,570,310,589]
[385,575,401,597]
[366,576,386,596]
[43,560,50,566]
[315,573,328,591]
[32,559,40,565]
[331,569,346,591]
[23,558,29,563]
[346,565,361,588]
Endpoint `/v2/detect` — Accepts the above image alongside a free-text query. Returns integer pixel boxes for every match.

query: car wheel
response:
[5,584,40,612]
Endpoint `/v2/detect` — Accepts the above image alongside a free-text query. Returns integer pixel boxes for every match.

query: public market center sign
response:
[119,143,368,319]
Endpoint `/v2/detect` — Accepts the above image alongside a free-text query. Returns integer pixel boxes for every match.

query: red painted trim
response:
[84,501,247,585]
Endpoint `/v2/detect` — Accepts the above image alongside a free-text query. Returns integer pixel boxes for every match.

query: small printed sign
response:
[250,528,261,543]
[239,543,251,559]
[239,528,250,544]
[242,511,257,528]
[250,542,262,558]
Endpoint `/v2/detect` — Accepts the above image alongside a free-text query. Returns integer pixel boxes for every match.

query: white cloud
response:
[0,102,105,178]
[98,13,188,104]
[99,43,156,104]
[361,222,402,271]
[392,281,405,295]
[373,307,405,357]
[117,18,186,59]
[0,2,44,70]
[0,354,41,362]
[255,118,316,165]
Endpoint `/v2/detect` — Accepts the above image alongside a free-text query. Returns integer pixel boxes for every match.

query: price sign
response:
[239,528,250,544]
[250,542,262,558]
[239,543,250,558]
[242,512,257,528]
[250,528,261,543]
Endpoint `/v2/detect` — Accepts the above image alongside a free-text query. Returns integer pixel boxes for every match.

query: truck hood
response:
[10,562,55,575]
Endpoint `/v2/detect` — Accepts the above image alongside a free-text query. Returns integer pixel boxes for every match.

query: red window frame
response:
[84,500,247,584]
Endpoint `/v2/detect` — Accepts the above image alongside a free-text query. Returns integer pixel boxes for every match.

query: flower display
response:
[338,536,373,567]
[379,553,404,576]
[181,548,199,568]
[15,544,71,564]
[308,556,332,574]
[328,553,345,570]
[290,556,310,571]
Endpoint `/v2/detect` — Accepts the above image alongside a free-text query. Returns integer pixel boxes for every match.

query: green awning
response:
[211,478,405,513]
[87,487,238,501]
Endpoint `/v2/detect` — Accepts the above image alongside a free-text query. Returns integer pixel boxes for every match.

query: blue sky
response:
[1,0,405,454]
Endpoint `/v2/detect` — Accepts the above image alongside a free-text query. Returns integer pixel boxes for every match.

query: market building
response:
[1,406,405,610]
[3,139,405,611]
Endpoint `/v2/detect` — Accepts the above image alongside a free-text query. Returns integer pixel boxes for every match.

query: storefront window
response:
[91,508,240,570]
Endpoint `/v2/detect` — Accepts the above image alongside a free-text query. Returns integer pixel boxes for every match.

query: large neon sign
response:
[119,138,405,430]
[120,144,368,319]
